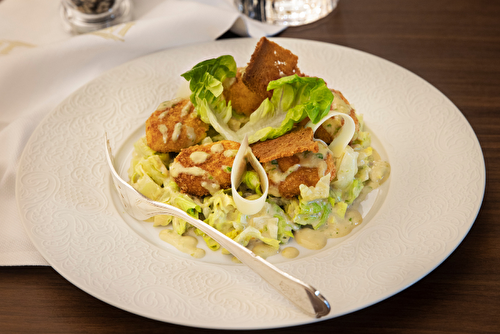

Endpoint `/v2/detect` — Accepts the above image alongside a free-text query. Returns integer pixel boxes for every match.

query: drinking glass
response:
[234,0,338,26]
[60,0,133,34]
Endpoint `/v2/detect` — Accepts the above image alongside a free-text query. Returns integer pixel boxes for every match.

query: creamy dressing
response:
[228,118,242,131]
[180,101,192,117]
[295,209,363,250]
[201,180,220,195]
[172,122,182,142]
[281,247,299,259]
[268,185,281,197]
[266,163,300,184]
[211,143,224,154]
[170,161,207,178]
[295,228,327,250]
[158,97,183,110]
[158,124,169,144]
[264,142,331,185]
[185,125,196,143]
[252,243,278,259]
[158,110,169,120]
[321,117,342,138]
[201,137,213,145]
[190,151,210,164]
[370,160,391,184]
[331,91,352,114]
[224,77,236,88]
[159,229,205,258]
[299,143,330,178]
[223,149,238,158]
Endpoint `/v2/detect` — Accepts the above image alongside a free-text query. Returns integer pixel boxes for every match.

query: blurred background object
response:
[234,0,337,26]
[60,0,133,33]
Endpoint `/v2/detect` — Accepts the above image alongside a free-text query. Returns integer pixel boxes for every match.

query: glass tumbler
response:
[60,0,133,34]
[234,0,338,26]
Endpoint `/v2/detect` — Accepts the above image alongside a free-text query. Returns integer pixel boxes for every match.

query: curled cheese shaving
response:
[231,135,269,215]
[305,111,355,157]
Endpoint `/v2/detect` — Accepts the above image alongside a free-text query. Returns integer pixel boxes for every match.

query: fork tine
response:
[104,133,154,221]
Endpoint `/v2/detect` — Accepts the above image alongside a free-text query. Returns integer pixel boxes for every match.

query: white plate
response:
[16,38,485,329]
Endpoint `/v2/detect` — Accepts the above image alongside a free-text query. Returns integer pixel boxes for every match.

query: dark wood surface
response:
[2,0,499,332]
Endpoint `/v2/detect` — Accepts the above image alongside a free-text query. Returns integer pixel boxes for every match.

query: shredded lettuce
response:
[242,170,262,195]
[332,146,359,190]
[153,215,173,227]
[172,217,188,235]
[290,199,332,230]
[203,190,237,234]
[299,174,330,202]
[269,203,295,243]
[233,226,280,250]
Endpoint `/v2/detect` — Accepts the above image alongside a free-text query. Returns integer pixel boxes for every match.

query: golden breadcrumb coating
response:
[171,140,240,197]
[146,98,208,153]
[223,68,264,117]
[275,152,336,198]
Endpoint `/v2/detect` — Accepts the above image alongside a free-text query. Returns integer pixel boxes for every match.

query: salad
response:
[128,38,390,260]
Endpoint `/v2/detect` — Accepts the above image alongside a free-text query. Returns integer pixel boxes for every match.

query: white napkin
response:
[0,0,284,266]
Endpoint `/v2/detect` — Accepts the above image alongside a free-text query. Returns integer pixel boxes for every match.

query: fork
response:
[104,134,330,318]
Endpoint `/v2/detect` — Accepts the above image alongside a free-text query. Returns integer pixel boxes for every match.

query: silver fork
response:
[104,134,330,318]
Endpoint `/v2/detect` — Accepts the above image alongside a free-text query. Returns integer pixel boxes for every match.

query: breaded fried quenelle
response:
[251,128,336,198]
[146,98,209,153]
[222,68,264,117]
[170,140,240,197]
[273,146,336,198]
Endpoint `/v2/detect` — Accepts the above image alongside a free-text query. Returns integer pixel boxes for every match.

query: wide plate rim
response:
[16,37,485,329]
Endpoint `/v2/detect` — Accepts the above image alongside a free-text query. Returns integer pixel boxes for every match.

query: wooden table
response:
[2,0,499,332]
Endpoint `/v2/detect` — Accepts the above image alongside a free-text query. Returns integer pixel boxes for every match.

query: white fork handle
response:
[137,197,330,318]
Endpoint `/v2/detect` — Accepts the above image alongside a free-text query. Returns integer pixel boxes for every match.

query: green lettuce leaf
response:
[242,170,262,195]
[181,55,237,108]
[332,146,359,190]
[233,226,280,249]
[289,198,332,230]
[266,74,333,124]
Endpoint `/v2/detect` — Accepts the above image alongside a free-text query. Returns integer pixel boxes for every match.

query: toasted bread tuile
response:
[242,37,302,99]
[250,127,318,163]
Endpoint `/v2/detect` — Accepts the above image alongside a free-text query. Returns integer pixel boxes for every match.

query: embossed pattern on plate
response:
[16,38,485,329]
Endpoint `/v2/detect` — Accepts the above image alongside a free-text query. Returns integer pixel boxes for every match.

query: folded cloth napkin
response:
[0,0,284,266]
